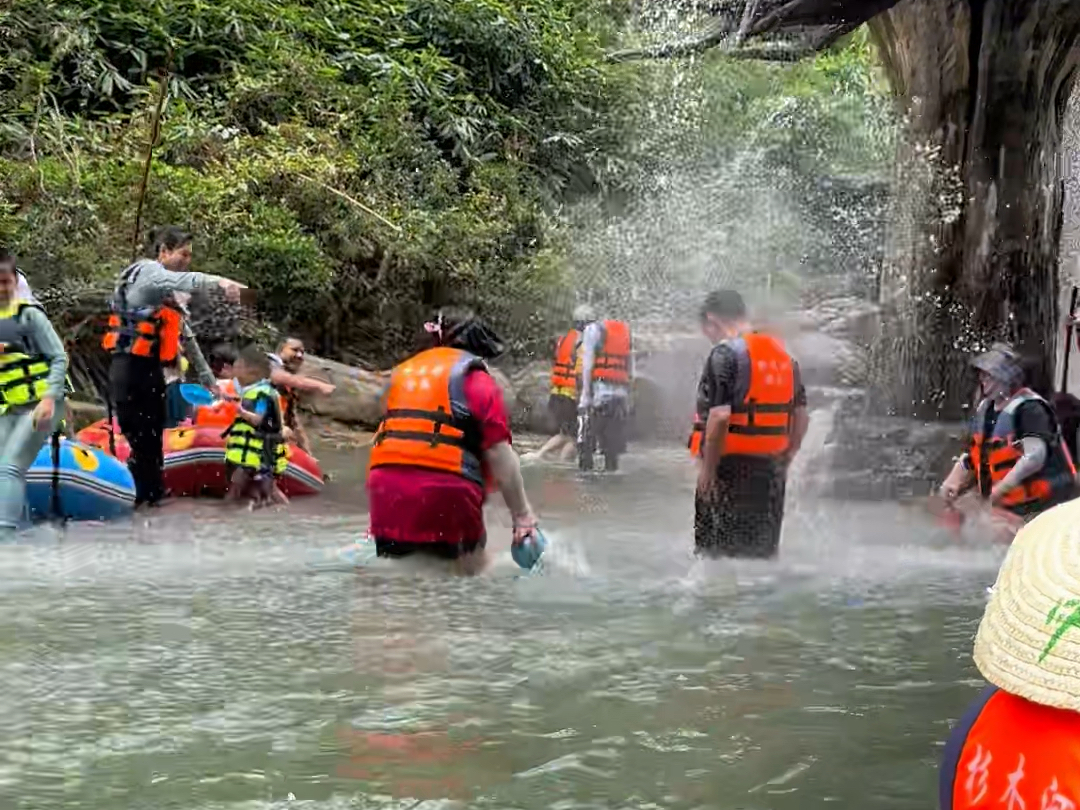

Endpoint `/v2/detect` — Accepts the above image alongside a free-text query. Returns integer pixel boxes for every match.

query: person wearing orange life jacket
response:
[104,225,246,508]
[268,337,335,455]
[366,306,537,573]
[938,501,1080,810]
[693,290,809,558]
[522,320,581,464]
[575,304,633,472]
[939,343,1078,525]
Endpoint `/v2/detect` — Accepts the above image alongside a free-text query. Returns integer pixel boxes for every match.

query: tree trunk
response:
[869,0,1080,419]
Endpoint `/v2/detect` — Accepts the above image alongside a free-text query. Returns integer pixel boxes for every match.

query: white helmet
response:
[572,303,596,323]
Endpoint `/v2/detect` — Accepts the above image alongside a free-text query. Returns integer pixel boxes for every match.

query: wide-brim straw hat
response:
[974,499,1080,710]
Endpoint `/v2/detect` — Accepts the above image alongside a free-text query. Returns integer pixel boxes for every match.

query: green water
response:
[0,444,1002,809]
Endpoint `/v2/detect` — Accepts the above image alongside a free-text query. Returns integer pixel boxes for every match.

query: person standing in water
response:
[939,342,1078,522]
[691,290,809,558]
[366,306,537,573]
[103,226,246,507]
[522,317,581,464]
[0,250,68,531]
[575,304,633,472]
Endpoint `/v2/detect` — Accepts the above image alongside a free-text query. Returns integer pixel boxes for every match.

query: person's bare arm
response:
[270,367,335,395]
[940,454,976,501]
[236,409,265,427]
[699,404,731,479]
[784,405,810,464]
[484,441,535,527]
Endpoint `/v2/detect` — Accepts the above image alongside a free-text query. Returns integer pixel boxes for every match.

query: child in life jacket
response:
[223,345,288,509]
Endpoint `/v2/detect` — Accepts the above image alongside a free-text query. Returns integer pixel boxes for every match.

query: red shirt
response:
[367,369,511,544]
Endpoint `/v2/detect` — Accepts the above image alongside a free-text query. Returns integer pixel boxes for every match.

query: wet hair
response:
[147,226,192,258]
[209,343,238,376]
[235,344,270,376]
[0,248,16,274]
[700,289,746,322]
[427,305,505,359]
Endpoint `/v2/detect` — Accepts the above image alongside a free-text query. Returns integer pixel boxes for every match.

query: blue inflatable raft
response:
[25,439,135,522]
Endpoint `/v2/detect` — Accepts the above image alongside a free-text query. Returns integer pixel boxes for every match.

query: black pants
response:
[110,354,166,506]
[694,456,787,558]
[578,399,629,472]
[373,537,486,560]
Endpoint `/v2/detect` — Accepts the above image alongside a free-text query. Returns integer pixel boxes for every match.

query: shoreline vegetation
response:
[1,1,892,429]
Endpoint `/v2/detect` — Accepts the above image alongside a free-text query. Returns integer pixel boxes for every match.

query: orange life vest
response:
[194,379,239,428]
[592,320,631,385]
[968,389,1077,513]
[550,329,579,396]
[940,686,1080,810]
[101,263,183,363]
[688,333,795,458]
[368,347,487,486]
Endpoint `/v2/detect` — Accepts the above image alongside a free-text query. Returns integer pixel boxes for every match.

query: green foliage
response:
[0,0,894,364]
[0,0,638,359]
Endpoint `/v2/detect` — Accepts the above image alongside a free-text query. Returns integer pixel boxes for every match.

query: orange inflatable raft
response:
[75,419,324,498]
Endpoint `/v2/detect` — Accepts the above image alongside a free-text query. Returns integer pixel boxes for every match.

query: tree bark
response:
[869,0,1080,419]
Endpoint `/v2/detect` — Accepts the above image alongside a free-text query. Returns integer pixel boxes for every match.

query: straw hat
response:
[973,498,1080,711]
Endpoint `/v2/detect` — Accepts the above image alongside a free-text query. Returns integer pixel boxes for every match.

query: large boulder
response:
[817,392,966,500]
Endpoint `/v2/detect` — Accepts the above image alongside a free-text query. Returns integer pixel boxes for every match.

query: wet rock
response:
[786,331,867,388]
[819,393,966,500]
[804,296,882,345]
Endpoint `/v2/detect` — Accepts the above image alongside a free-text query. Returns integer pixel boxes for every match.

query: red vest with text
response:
[940,686,1080,810]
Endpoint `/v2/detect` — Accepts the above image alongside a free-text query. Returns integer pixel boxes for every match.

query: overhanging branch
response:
[606,0,903,62]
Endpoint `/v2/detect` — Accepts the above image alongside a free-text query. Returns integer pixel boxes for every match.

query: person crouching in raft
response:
[366,306,538,573]
[0,249,68,532]
[223,345,288,508]
[691,289,810,559]
[103,226,246,508]
[938,342,1078,530]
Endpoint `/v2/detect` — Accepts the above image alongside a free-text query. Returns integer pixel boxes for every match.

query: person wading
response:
[939,342,1078,528]
[575,304,633,472]
[103,226,246,507]
[522,317,581,464]
[938,500,1080,809]
[691,289,809,558]
[0,250,68,531]
[366,306,537,574]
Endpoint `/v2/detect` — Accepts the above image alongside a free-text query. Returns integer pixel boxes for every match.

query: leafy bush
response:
[0,0,638,361]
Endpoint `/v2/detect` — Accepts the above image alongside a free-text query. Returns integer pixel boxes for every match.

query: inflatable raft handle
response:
[179,384,218,407]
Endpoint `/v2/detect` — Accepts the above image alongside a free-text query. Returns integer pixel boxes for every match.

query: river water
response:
[0,434,1004,809]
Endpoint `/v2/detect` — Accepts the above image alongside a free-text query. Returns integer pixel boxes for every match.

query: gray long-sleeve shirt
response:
[114,259,216,388]
[19,306,68,402]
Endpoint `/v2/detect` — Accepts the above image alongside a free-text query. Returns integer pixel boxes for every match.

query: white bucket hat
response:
[974,498,1080,711]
